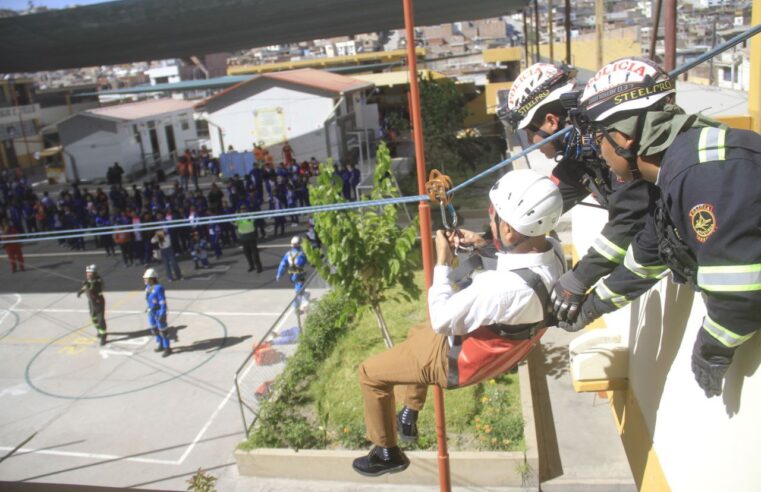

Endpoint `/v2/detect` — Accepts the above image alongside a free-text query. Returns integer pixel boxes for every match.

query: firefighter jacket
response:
[552,156,657,288]
[79,276,104,304]
[594,126,761,350]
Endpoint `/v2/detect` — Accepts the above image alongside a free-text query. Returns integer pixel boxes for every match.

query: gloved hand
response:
[691,327,735,398]
[550,270,588,322]
[557,292,609,332]
[76,291,82,298]
[275,274,281,282]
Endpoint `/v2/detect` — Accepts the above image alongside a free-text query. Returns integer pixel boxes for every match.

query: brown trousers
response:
[358,322,449,447]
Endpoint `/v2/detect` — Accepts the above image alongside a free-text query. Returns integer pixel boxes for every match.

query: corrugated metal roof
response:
[87,98,196,121]
[197,68,373,108]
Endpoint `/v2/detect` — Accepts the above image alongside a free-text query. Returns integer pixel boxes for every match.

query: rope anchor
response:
[425,170,473,254]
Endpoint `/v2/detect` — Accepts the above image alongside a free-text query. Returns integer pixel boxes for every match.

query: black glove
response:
[550,270,588,322]
[691,327,735,398]
[557,292,612,332]
[76,291,82,298]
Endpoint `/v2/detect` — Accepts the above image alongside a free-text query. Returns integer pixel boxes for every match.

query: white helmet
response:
[579,57,675,124]
[489,169,562,237]
[85,264,97,273]
[290,236,301,247]
[142,268,158,279]
[503,63,576,130]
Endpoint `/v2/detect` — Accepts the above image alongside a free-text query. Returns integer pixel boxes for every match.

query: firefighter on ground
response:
[143,268,172,357]
[276,236,308,307]
[560,56,761,398]
[500,62,656,323]
[77,264,107,346]
[352,170,566,477]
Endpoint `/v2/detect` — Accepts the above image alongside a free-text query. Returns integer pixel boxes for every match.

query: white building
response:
[196,68,377,166]
[57,98,198,182]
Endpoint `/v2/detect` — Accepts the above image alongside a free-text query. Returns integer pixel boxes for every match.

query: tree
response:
[419,73,469,173]
[303,142,420,347]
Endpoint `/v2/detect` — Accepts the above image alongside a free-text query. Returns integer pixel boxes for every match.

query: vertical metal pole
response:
[402,1,450,491]
[523,9,530,67]
[564,0,571,64]
[663,0,676,71]
[750,0,761,133]
[10,81,32,167]
[533,0,541,63]
[548,0,555,63]
[649,0,663,60]
[595,0,604,69]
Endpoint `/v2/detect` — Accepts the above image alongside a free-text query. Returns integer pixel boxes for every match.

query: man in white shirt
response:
[353,169,566,477]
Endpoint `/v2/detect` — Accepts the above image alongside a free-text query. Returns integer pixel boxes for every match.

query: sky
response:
[0,0,110,10]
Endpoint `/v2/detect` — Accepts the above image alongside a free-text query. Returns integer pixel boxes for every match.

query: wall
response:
[64,129,121,181]
[39,102,99,128]
[205,85,336,161]
[570,197,761,491]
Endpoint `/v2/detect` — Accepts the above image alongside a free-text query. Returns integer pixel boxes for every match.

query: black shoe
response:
[352,446,409,477]
[154,345,163,352]
[397,407,418,442]
[247,266,255,272]
[162,347,172,358]
[99,334,107,346]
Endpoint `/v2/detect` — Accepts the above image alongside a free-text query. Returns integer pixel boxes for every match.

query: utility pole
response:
[663,0,676,71]
[549,0,554,63]
[534,0,541,63]
[564,0,571,64]
[595,0,604,69]
[523,8,530,67]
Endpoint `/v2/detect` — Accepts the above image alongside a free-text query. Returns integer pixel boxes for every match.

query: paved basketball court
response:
[0,234,321,490]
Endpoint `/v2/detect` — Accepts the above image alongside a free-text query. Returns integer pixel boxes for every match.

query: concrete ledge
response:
[235,354,539,488]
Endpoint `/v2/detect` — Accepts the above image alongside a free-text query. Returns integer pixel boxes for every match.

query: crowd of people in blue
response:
[0,143,349,278]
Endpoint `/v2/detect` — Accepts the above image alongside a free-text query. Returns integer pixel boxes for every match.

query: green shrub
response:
[246,289,355,450]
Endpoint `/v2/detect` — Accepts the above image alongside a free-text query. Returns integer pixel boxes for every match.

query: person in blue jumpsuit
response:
[143,268,172,357]
[276,236,308,309]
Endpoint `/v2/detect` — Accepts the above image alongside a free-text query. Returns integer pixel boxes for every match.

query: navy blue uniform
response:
[552,157,657,288]
[594,126,761,349]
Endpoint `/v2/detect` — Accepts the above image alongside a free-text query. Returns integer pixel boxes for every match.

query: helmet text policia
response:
[85,264,97,273]
[579,57,675,126]
[488,169,563,237]
[502,63,576,130]
[143,268,158,279]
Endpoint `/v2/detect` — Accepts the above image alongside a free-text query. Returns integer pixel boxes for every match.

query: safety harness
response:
[652,200,699,290]
[446,268,550,389]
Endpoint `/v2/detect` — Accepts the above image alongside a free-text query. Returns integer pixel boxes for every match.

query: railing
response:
[233,270,320,436]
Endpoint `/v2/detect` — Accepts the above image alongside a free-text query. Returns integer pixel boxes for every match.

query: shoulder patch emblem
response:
[689,203,717,243]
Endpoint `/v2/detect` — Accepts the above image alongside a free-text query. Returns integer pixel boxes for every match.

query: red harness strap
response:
[446,268,550,389]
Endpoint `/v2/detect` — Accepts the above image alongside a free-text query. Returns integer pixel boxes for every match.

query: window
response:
[181,119,190,131]
[722,68,732,82]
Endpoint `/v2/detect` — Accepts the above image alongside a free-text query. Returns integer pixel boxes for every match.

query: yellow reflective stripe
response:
[702,315,753,348]
[717,127,726,160]
[697,127,727,163]
[592,235,626,264]
[623,247,669,279]
[596,281,629,308]
[698,263,761,292]
[698,127,709,163]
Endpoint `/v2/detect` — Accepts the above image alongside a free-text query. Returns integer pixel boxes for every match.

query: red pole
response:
[663,0,676,71]
[402,0,451,491]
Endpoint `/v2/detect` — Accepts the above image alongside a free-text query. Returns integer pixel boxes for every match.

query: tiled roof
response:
[87,98,196,121]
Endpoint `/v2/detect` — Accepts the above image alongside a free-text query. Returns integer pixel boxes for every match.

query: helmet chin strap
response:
[600,126,642,180]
